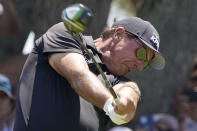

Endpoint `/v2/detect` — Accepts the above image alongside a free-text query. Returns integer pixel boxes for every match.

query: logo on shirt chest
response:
[82,50,92,64]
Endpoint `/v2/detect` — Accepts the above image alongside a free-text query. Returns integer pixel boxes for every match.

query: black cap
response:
[112,17,165,70]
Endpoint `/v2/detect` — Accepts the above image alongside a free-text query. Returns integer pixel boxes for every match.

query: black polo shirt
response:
[14,22,130,131]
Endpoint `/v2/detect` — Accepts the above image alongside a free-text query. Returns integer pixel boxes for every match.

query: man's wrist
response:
[103,97,128,125]
[124,83,141,98]
[103,97,113,115]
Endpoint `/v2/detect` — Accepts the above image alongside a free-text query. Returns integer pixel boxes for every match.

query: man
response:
[176,61,197,131]
[178,88,197,131]
[187,88,197,131]
[13,10,165,131]
[0,74,16,131]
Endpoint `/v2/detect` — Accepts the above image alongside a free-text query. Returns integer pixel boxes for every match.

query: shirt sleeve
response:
[35,22,82,55]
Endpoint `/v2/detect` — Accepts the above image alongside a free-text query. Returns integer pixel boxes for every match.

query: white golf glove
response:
[103,97,128,125]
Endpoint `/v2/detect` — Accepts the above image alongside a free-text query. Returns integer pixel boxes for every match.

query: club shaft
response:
[74,33,120,105]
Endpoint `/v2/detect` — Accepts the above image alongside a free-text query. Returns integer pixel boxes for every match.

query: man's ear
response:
[113,27,125,42]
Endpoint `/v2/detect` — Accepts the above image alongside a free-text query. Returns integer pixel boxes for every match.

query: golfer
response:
[13,7,165,131]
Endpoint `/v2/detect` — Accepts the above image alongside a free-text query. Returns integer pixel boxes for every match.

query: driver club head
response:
[61,3,93,33]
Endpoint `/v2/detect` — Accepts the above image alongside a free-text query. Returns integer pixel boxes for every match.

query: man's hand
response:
[113,82,140,122]
[103,82,140,125]
[103,97,128,125]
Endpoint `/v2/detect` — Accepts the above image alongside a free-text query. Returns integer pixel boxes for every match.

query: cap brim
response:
[0,87,12,98]
[139,38,158,52]
[138,38,165,70]
[149,52,165,70]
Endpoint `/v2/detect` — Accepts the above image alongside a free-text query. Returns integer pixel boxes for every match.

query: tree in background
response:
[0,0,112,60]
[0,0,20,35]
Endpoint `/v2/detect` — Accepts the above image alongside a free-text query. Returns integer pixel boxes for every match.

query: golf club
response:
[61,3,120,105]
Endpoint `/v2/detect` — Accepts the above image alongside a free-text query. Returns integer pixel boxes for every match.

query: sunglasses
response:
[125,32,155,71]
[133,37,149,71]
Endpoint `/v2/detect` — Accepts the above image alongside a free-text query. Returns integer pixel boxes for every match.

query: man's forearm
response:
[70,69,112,109]
[49,52,112,109]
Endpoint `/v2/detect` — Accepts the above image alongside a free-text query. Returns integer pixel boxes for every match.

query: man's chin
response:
[113,70,128,76]
[108,67,129,76]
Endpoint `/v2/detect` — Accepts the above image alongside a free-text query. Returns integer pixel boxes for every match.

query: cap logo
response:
[150,33,159,50]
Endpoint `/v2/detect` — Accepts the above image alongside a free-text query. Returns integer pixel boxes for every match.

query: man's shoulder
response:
[42,22,76,45]
[47,22,70,36]
[83,36,93,42]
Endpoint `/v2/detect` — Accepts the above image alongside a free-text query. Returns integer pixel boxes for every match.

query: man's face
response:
[0,92,12,121]
[106,33,153,76]
[187,77,197,90]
